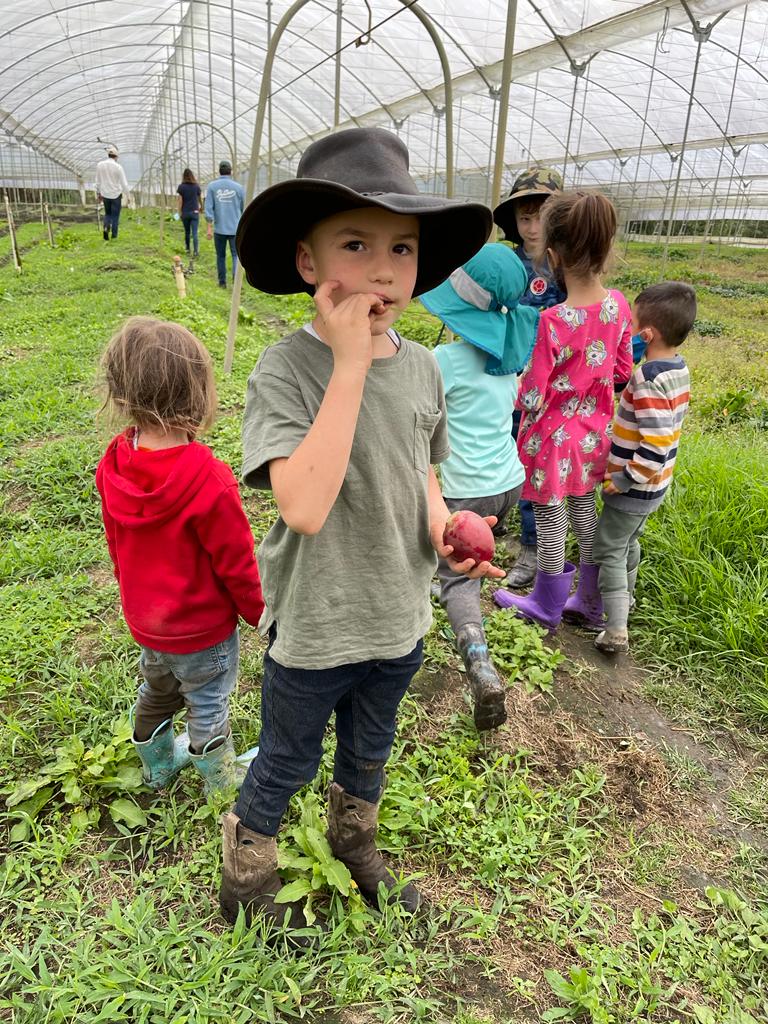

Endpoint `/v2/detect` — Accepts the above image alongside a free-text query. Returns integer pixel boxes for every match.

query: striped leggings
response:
[532,492,598,573]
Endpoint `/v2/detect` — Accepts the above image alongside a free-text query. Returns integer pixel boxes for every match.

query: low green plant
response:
[484,608,564,692]
[693,317,725,336]
[3,719,143,842]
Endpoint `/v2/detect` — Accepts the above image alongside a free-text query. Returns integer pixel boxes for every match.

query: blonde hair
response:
[101,316,217,436]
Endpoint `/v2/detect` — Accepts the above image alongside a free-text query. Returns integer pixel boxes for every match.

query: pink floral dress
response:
[516,290,633,503]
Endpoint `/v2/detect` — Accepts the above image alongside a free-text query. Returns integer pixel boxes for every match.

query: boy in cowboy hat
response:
[493,167,565,590]
[219,127,499,937]
[420,243,537,732]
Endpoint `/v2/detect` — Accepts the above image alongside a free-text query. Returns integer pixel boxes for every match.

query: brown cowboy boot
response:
[219,811,317,943]
[326,783,421,913]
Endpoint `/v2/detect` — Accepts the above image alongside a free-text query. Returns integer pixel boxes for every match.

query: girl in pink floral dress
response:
[495,191,633,630]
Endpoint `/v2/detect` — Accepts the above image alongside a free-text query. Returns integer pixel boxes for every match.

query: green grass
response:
[1,218,767,1022]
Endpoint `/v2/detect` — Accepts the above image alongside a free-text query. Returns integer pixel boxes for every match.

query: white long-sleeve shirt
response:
[96,158,129,199]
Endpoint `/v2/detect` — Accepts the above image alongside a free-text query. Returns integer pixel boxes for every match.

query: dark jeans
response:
[182,214,199,255]
[103,195,122,238]
[511,408,537,546]
[235,631,423,836]
[214,232,237,285]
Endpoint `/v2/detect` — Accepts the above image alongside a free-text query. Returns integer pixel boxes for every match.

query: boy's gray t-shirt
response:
[242,327,449,670]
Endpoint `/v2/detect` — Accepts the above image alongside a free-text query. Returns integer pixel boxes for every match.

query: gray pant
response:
[438,487,522,632]
[593,503,650,596]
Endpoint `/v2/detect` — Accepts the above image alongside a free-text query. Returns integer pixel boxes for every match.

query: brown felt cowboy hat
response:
[236,127,492,296]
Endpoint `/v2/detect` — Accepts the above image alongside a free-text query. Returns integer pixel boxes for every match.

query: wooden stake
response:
[44,203,54,246]
[173,255,186,298]
[4,192,21,272]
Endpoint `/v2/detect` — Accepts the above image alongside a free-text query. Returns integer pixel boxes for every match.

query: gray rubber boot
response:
[327,783,421,913]
[627,565,639,612]
[594,591,630,654]
[505,544,537,589]
[219,812,317,943]
[455,623,507,731]
[189,734,260,796]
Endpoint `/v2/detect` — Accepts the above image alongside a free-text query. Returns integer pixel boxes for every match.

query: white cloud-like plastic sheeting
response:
[0,1,765,219]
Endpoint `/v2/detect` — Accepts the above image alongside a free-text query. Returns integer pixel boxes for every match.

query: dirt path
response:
[550,625,767,857]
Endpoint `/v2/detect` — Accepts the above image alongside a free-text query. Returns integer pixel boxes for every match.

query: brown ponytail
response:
[540,190,616,280]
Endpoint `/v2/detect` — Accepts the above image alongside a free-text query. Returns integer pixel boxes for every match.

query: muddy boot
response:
[131,714,191,790]
[455,623,506,730]
[627,565,639,613]
[327,783,421,913]
[505,544,537,589]
[562,562,605,631]
[494,563,576,632]
[219,812,316,942]
[594,591,630,655]
[189,733,260,796]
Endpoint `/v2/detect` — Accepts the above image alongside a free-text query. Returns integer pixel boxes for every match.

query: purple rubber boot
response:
[562,562,605,631]
[493,562,576,631]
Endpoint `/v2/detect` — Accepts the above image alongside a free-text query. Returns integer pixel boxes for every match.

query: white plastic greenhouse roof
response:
[1,0,767,214]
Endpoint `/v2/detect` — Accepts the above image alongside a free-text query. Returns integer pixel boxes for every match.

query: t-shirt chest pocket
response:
[413,410,441,474]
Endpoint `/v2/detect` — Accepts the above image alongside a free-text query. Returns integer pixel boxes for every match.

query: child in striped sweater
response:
[593,281,696,654]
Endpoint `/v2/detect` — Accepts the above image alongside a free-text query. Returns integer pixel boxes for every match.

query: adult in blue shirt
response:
[205,161,245,288]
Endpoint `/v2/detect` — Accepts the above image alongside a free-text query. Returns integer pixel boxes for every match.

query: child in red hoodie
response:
[96,316,264,794]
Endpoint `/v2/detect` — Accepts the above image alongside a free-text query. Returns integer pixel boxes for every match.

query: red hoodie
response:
[95,432,264,654]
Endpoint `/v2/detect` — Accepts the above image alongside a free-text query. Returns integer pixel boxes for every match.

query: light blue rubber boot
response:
[189,733,260,796]
[132,716,192,789]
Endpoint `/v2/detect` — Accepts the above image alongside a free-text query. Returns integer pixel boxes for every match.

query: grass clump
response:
[635,430,768,723]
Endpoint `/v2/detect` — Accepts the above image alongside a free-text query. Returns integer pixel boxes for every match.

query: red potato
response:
[443,510,495,564]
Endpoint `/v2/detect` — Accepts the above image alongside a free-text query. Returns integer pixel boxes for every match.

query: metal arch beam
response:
[0,108,84,180]
[224,0,456,373]
[272,0,752,155]
[0,28,359,149]
[158,120,235,246]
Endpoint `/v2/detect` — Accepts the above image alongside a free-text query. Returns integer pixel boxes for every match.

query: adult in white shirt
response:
[95,146,130,240]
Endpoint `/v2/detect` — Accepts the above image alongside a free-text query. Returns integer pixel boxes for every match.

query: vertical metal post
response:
[224,0,455,372]
[663,33,703,262]
[490,0,519,213]
[267,0,274,186]
[207,0,215,176]
[333,0,343,128]
[230,0,237,170]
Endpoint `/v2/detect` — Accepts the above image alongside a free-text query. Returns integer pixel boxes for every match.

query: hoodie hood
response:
[97,432,214,528]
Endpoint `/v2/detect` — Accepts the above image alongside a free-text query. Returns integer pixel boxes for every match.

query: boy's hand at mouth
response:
[314,281,387,374]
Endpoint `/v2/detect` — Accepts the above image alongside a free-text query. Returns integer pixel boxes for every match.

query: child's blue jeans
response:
[135,629,239,752]
[511,408,537,547]
[235,631,423,837]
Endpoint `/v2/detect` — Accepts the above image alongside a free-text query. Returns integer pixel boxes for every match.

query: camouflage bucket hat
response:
[493,166,563,244]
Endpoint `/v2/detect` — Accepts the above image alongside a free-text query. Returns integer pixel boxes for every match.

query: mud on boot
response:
[327,783,421,913]
[505,543,537,589]
[131,712,191,789]
[219,812,318,944]
[562,562,605,631]
[594,628,629,655]
[455,623,507,731]
[189,732,259,796]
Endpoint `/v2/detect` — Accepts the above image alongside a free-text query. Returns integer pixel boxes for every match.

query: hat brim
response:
[236,179,492,297]
[493,190,554,245]
[420,278,506,358]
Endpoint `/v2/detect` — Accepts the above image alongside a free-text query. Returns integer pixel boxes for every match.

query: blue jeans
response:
[214,232,237,285]
[103,195,122,238]
[511,408,537,546]
[235,632,423,836]
[182,214,199,255]
[135,629,239,752]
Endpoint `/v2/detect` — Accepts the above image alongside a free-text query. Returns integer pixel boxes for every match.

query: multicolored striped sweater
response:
[603,355,690,513]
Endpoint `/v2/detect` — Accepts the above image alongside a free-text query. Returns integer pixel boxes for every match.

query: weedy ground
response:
[0,215,766,1023]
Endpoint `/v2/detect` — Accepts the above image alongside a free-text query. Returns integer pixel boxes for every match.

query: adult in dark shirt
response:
[176,169,202,257]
